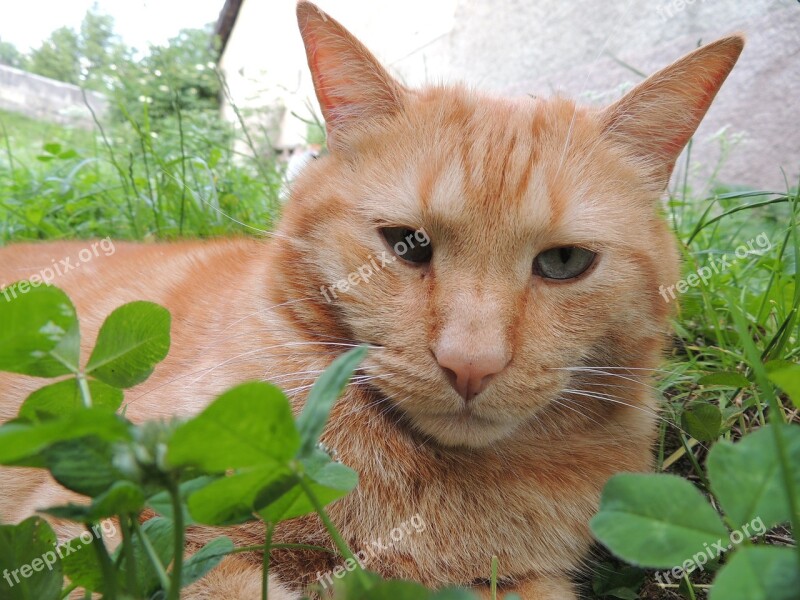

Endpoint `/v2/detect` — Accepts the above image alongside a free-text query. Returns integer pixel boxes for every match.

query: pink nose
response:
[434,347,510,402]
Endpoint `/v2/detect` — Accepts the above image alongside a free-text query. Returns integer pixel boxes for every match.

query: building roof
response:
[214,0,244,55]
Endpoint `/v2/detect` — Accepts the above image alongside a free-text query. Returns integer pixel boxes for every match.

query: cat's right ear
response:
[297,1,406,152]
[599,35,744,191]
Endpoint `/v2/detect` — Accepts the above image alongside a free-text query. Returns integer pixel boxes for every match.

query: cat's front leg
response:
[472,576,576,600]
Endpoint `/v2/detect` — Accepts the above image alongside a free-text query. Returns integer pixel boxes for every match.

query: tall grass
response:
[0,103,283,243]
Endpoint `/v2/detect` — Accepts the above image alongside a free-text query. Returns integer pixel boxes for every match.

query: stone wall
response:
[0,65,107,129]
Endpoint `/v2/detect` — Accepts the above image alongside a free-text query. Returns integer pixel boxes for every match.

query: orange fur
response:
[0,3,744,599]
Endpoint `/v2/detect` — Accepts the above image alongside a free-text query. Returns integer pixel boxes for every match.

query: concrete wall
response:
[219,0,800,191]
[0,65,108,129]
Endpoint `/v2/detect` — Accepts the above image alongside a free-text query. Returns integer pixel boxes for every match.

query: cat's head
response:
[273,2,743,448]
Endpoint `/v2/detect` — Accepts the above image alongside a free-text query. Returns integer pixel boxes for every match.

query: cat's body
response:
[0,3,744,599]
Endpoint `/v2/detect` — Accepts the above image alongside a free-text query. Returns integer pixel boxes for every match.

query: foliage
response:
[0,39,23,68]
[113,27,221,123]
[0,107,282,241]
[0,285,486,599]
[25,27,83,86]
[588,164,800,598]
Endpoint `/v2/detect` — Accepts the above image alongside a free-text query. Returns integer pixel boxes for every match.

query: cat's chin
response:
[409,411,520,448]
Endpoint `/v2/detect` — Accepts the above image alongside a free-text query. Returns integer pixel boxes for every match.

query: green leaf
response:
[590,473,728,568]
[42,436,125,496]
[45,481,145,522]
[86,301,171,388]
[0,517,62,600]
[431,590,480,600]
[180,536,235,587]
[591,562,645,600]
[19,379,123,422]
[0,409,131,465]
[697,372,751,388]
[710,546,800,600]
[297,346,367,457]
[766,361,800,408]
[167,381,299,472]
[186,467,283,525]
[681,403,722,442]
[60,537,104,594]
[0,284,80,377]
[147,476,217,525]
[43,142,61,155]
[364,580,439,599]
[256,450,358,523]
[187,450,358,526]
[122,517,175,595]
[706,424,800,531]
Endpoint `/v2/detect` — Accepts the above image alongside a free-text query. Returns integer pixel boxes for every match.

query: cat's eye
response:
[380,227,432,264]
[534,246,596,280]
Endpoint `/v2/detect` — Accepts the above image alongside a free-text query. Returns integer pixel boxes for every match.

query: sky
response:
[0,0,224,53]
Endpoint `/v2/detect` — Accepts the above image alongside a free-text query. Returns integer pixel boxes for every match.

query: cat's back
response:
[0,237,277,420]
[0,238,265,309]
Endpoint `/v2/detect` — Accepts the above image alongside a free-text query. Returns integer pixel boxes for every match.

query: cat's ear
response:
[600,35,744,189]
[297,1,406,151]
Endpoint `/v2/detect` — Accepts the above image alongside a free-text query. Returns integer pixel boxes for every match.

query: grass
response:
[0,107,283,242]
[0,107,797,599]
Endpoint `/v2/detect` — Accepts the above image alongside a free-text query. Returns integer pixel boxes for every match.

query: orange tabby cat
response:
[0,3,744,599]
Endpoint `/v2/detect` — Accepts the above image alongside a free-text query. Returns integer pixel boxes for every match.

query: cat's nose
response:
[434,346,510,403]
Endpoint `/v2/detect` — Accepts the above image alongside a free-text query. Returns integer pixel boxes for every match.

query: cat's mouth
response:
[409,408,519,448]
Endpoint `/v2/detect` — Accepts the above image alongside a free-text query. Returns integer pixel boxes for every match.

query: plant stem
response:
[167,481,185,600]
[262,522,275,600]
[132,519,171,592]
[297,473,370,588]
[120,515,139,596]
[77,373,93,408]
[88,523,117,599]
[490,555,499,600]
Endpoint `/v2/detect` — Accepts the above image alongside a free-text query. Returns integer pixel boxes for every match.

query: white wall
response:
[219,0,800,190]
[0,64,107,128]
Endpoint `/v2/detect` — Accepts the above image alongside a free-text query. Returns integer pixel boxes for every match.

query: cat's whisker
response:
[187,341,381,386]
[554,365,671,373]
[562,387,705,450]
[549,397,608,431]
[219,297,317,332]
[552,367,664,394]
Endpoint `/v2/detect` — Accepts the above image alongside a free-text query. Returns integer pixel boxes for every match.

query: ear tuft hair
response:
[296,1,406,152]
[600,34,745,189]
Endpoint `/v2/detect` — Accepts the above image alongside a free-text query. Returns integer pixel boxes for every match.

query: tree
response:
[115,26,221,122]
[25,27,81,85]
[80,9,130,90]
[0,39,22,68]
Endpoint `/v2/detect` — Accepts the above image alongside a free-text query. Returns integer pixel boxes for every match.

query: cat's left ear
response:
[600,35,744,190]
[297,1,406,152]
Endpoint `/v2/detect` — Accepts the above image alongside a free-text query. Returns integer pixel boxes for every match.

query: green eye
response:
[380,227,432,264]
[534,247,596,280]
